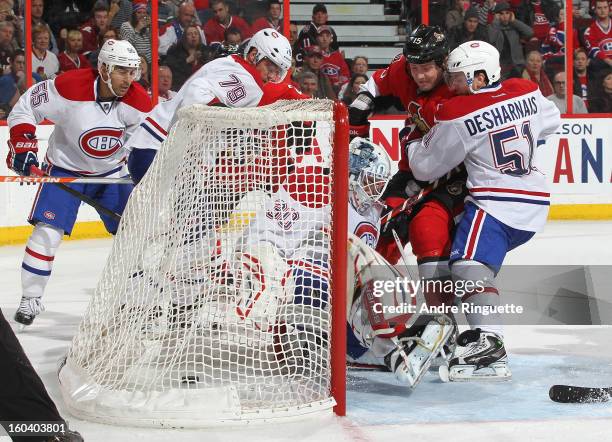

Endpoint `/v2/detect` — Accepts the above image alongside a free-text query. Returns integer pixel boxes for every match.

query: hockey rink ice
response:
[1,220,612,441]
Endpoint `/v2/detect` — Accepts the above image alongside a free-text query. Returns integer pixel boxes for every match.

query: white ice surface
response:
[1,221,612,441]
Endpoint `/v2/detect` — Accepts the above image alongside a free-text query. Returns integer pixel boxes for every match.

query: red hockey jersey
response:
[320,51,350,91]
[584,20,612,60]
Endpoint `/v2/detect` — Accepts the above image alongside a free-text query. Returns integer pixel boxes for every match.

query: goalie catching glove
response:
[6,123,39,176]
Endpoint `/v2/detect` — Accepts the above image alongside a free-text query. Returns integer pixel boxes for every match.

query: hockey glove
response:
[6,124,39,176]
[379,197,411,241]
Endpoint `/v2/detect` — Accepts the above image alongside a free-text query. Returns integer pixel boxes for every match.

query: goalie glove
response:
[6,124,39,176]
[348,91,374,140]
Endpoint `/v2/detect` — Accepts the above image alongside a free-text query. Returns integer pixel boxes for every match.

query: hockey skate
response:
[439,328,512,382]
[14,296,45,327]
[384,314,456,388]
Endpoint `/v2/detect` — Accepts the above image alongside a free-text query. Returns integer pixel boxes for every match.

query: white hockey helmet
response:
[349,137,392,213]
[446,40,501,92]
[98,39,141,96]
[244,28,292,83]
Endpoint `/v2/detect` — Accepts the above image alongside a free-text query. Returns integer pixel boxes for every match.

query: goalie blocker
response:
[346,232,456,388]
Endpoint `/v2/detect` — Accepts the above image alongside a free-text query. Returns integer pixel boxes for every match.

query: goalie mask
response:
[349,137,392,214]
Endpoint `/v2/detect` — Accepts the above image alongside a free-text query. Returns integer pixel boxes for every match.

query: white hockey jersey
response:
[408,78,561,232]
[348,201,383,248]
[8,69,152,175]
[126,55,266,153]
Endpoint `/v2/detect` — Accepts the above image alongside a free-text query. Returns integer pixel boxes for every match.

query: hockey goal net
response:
[58,100,349,427]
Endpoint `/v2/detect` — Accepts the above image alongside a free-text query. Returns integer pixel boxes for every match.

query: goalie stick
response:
[549,385,612,403]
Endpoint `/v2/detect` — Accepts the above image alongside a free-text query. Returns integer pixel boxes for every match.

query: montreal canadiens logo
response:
[78,127,124,159]
[43,210,55,220]
[355,222,378,248]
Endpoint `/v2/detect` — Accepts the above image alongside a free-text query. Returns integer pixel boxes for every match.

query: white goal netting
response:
[58,100,347,427]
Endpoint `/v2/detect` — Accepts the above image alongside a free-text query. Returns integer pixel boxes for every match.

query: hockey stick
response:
[0,175,133,184]
[379,166,463,227]
[549,385,612,403]
[27,166,123,223]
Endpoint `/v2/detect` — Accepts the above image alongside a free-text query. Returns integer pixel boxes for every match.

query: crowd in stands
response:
[417,0,612,113]
[0,0,611,119]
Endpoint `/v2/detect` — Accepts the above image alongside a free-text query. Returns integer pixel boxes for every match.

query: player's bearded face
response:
[408,61,443,92]
[445,71,470,95]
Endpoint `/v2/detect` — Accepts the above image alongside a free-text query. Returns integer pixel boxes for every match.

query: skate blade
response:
[440,362,512,382]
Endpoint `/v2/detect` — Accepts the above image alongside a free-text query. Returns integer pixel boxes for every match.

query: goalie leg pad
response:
[386,314,456,387]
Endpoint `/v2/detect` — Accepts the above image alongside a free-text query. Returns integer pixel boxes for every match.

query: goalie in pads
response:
[345,139,455,387]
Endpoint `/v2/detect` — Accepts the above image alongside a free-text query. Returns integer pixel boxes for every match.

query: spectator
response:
[541,8,580,61]
[296,70,319,98]
[251,0,283,33]
[0,51,42,117]
[522,50,554,96]
[0,20,16,74]
[160,2,206,56]
[32,24,59,80]
[572,0,592,33]
[58,29,92,73]
[213,26,242,55]
[0,0,23,48]
[159,0,179,27]
[446,0,471,31]
[316,25,350,93]
[87,26,118,67]
[340,73,368,104]
[573,48,591,108]
[120,0,152,63]
[295,3,339,66]
[80,1,110,55]
[204,0,251,45]
[137,55,150,92]
[547,71,588,113]
[583,0,612,68]
[158,65,177,101]
[42,0,94,38]
[516,0,559,50]
[588,68,612,112]
[289,22,298,46]
[338,56,368,99]
[32,0,58,55]
[109,0,133,31]
[472,0,496,26]
[351,55,369,75]
[448,7,489,49]
[487,2,534,78]
[300,44,336,99]
[165,24,206,89]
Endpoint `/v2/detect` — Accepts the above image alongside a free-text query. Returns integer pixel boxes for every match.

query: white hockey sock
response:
[461,290,504,338]
[21,223,64,299]
[451,259,504,338]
